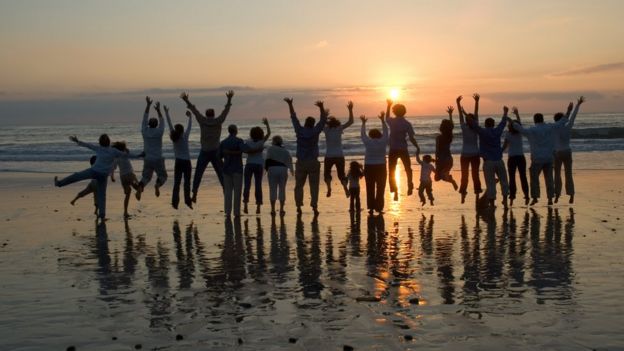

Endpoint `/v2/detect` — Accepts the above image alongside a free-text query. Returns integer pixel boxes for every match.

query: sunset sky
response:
[1,0,623,124]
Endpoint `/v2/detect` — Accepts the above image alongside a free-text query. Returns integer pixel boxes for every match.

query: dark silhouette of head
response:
[112,141,127,152]
[392,104,407,118]
[89,155,97,165]
[249,126,265,141]
[304,117,316,128]
[327,117,341,128]
[148,118,158,128]
[369,128,382,139]
[423,154,433,163]
[228,124,238,136]
[440,119,453,137]
[484,118,495,128]
[170,124,184,142]
[349,161,364,178]
[466,113,475,124]
[534,113,544,124]
[206,109,215,118]
[272,135,283,146]
[553,112,565,121]
[509,120,520,134]
[99,134,110,147]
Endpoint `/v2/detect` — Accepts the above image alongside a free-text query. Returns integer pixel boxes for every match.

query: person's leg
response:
[223,174,233,217]
[336,157,348,195]
[323,157,333,197]
[121,175,132,216]
[56,168,95,187]
[279,168,287,214]
[562,150,574,201]
[253,164,263,207]
[470,156,482,194]
[233,172,243,217]
[294,161,307,211]
[349,189,355,211]
[529,161,541,203]
[154,158,168,197]
[171,159,182,209]
[376,164,387,212]
[483,160,497,201]
[243,164,253,208]
[496,160,509,207]
[364,166,375,212]
[508,156,518,202]
[387,150,399,193]
[418,181,426,204]
[140,159,155,187]
[554,151,563,202]
[94,172,108,220]
[182,160,192,208]
[354,187,361,211]
[459,155,470,196]
[71,184,95,205]
[426,181,434,205]
[544,162,555,204]
[309,160,321,212]
[267,168,278,213]
[518,156,529,203]
[192,150,210,199]
[207,149,225,187]
[399,150,414,194]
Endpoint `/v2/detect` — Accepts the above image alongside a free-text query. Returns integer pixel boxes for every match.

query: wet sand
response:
[1,170,623,350]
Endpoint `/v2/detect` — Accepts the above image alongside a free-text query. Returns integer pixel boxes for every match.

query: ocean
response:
[1,113,624,174]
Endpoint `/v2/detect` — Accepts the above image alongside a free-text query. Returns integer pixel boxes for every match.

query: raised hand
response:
[185,110,192,118]
[283,97,293,104]
[578,96,585,105]
[262,117,269,125]
[180,92,189,101]
[473,93,480,101]
[512,106,519,116]
[314,100,325,109]
[456,95,463,104]
[386,98,393,107]
[163,105,169,114]
[378,111,385,121]
[68,135,78,143]
[226,90,235,100]
[154,101,161,112]
[446,106,454,115]
[347,101,354,110]
[360,115,367,123]
[146,96,153,105]
[503,106,509,115]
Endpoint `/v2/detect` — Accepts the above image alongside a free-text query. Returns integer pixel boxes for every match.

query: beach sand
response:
[1,169,623,350]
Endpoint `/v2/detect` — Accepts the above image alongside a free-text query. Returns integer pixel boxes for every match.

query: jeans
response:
[388,149,413,192]
[554,149,574,197]
[364,164,387,211]
[141,157,167,187]
[483,160,509,200]
[243,163,264,205]
[193,149,224,193]
[507,155,529,200]
[172,158,192,208]
[530,160,554,200]
[223,172,243,216]
[57,168,108,219]
[349,187,361,211]
[459,155,482,194]
[267,166,289,204]
[294,159,321,208]
[418,179,434,203]
[324,157,346,183]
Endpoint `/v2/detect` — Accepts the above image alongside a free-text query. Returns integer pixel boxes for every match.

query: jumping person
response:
[55,134,127,221]
[165,106,193,210]
[180,90,234,202]
[219,124,249,218]
[265,135,294,216]
[456,94,482,203]
[385,99,419,200]
[323,101,354,198]
[503,107,529,206]
[469,106,511,209]
[361,112,389,214]
[346,161,364,212]
[137,97,167,199]
[434,106,458,190]
[69,156,100,215]
[553,96,585,204]
[243,118,271,214]
[285,98,327,215]
[415,147,435,206]
[111,141,142,218]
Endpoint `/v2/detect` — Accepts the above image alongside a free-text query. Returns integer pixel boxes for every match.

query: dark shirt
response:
[469,117,509,161]
[435,133,453,160]
[290,112,327,161]
[219,135,248,175]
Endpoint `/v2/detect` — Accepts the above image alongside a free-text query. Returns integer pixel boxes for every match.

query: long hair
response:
[250,126,265,142]
[170,124,184,142]
[348,161,364,179]
[439,119,453,140]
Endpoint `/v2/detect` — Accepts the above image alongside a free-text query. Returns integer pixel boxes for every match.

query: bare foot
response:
[155,185,160,197]
[554,195,559,203]
[70,200,76,206]
[525,198,530,205]
[393,193,398,201]
[548,198,553,206]
[256,205,261,214]
[407,184,414,196]
[297,206,302,214]
[460,192,467,204]
[510,198,514,207]
[326,189,331,197]
[430,199,434,206]
[191,192,197,203]
[421,201,426,206]
[452,180,458,191]
[530,198,538,206]
[54,176,59,187]
[243,203,248,214]
[569,195,574,204]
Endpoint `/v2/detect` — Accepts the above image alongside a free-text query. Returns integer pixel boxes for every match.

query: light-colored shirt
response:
[113,157,134,176]
[141,112,165,160]
[76,141,126,174]
[323,127,346,158]
[420,162,435,182]
[504,131,524,157]
[245,139,266,165]
[361,122,389,165]
[513,118,568,163]
[460,123,479,156]
[265,145,294,173]
[166,111,192,160]
[554,103,581,152]
[386,117,415,151]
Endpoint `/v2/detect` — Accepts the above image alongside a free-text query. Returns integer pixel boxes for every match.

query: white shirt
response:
[361,122,389,165]
[513,118,567,163]
[142,112,165,160]
[324,127,345,158]
[554,103,581,152]
[420,162,435,182]
[460,123,479,156]
[76,141,125,174]
[245,139,266,165]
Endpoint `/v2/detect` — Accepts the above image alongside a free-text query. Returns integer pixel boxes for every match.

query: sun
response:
[389,87,400,101]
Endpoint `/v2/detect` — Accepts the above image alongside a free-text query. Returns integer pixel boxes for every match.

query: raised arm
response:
[69,135,97,151]
[142,96,153,131]
[385,99,392,121]
[262,117,271,142]
[380,112,389,142]
[313,101,328,133]
[342,101,355,130]
[446,105,454,126]
[164,105,174,132]
[184,110,192,140]
[473,93,480,120]
[567,96,585,129]
[494,106,510,134]
[456,96,465,125]
[216,90,234,124]
[360,115,369,142]
[154,102,165,131]
[285,97,301,132]
[415,147,423,165]
[512,106,521,122]
[180,92,205,123]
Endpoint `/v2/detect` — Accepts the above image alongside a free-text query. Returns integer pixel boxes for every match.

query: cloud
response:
[487,90,605,101]
[76,86,256,98]
[550,62,624,77]
[314,40,328,49]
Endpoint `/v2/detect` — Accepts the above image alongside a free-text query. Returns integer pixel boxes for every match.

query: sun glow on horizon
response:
[389,88,401,101]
